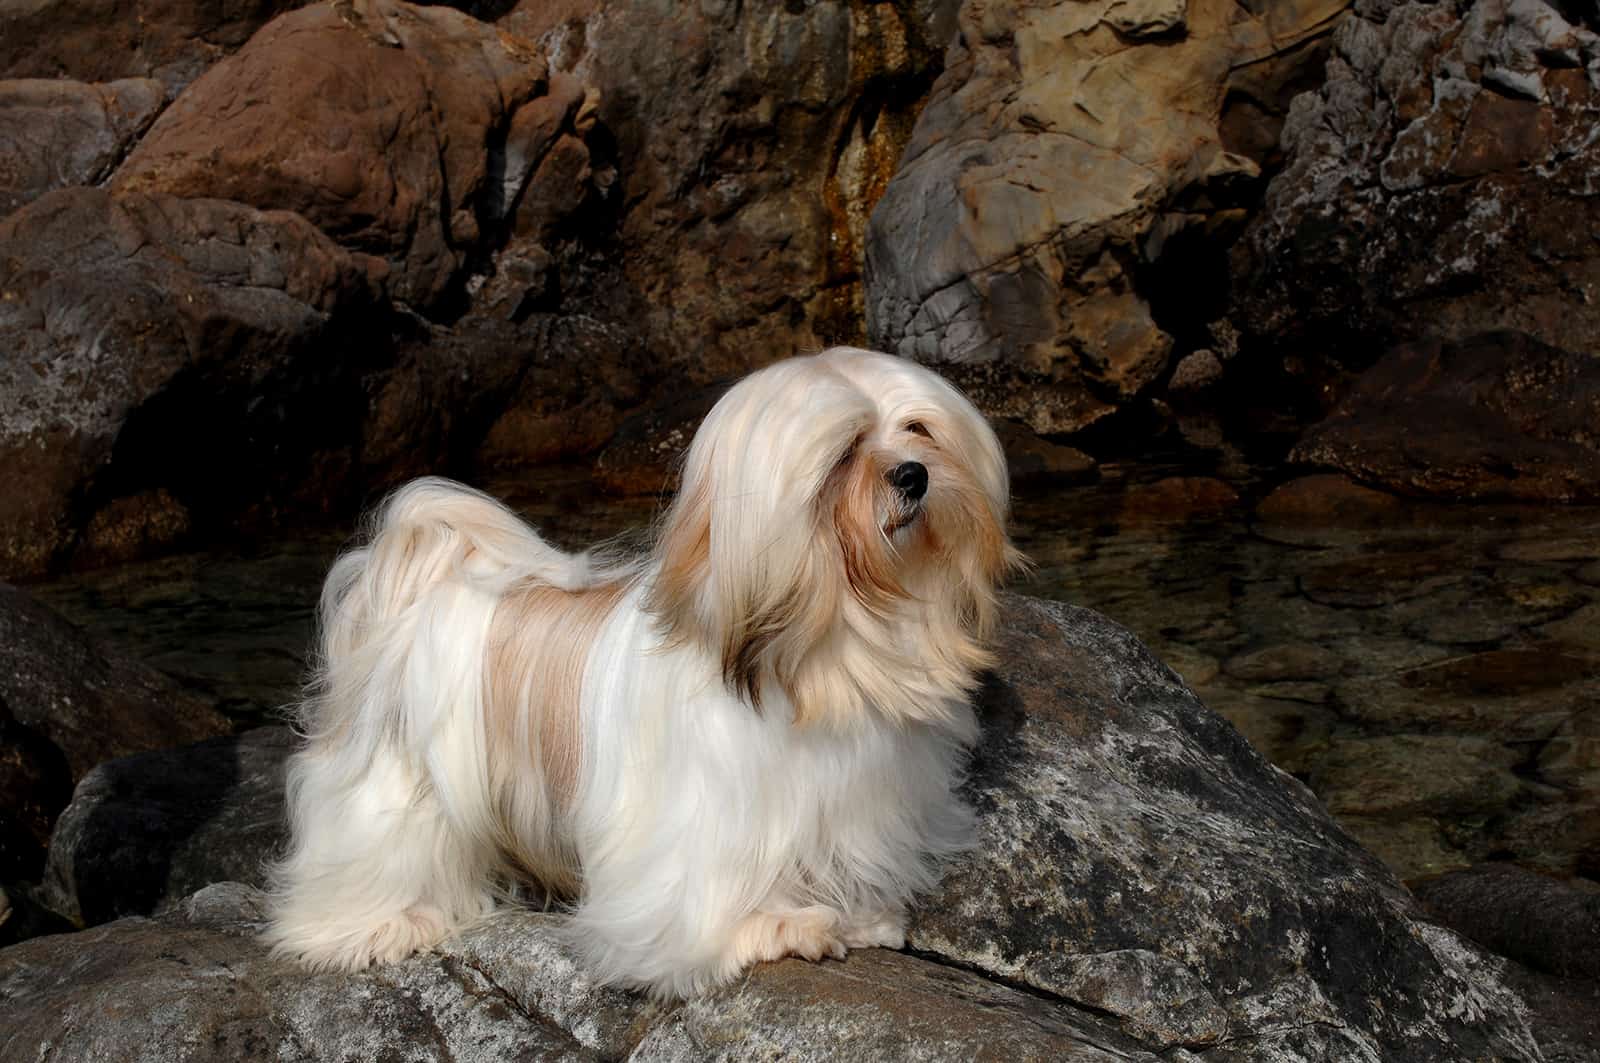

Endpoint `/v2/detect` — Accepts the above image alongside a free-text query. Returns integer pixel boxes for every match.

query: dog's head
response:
[647,347,1024,729]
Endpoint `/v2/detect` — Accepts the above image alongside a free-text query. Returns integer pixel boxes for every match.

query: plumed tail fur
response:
[265,477,619,970]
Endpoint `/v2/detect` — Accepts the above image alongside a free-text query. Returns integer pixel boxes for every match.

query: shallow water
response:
[29,466,1600,885]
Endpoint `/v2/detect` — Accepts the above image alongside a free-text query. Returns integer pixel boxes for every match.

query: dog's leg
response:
[266,747,494,971]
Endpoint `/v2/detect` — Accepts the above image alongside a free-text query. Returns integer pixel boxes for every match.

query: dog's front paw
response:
[731,905,848,968]
[269,904,450,972]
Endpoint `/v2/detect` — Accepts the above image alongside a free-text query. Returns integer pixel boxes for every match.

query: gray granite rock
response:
[0,78,165,217]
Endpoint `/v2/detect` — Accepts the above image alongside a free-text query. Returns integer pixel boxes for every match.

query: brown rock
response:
[0,78,165,217]
[0,0,310,93]
[866,0,1351,434]
[496,0,956,384]
[1291,332,1600,503]
[591,386,722,497]
[993,420,1098,487]
[1117,477,1240,523]
[1167,350,1225,395]
[1254,474,1404,527]
[0,188,384,577]
[114,1,555,311]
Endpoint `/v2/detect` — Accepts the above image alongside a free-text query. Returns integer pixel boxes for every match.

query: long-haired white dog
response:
[266,346,1021,998]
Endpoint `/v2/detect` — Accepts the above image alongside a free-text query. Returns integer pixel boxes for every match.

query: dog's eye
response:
[904,421,932,439]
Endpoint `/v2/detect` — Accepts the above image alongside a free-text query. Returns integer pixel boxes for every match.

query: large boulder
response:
[0,188,384,577]
[0,882,1161,1061]
[42,727,292,927]
[865,0,1350,435]
[0,596,1562,1059]
[0,78,165,217]
[495,0,960,383]
[1233,0,1600,372]
[113,0,558,314]
[1292,331,1600,501]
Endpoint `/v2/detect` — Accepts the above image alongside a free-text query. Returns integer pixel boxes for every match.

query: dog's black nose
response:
[888,461,928,501]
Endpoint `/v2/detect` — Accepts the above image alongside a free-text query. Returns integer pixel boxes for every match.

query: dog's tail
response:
[299,477,600,741]
[266,477,616,970]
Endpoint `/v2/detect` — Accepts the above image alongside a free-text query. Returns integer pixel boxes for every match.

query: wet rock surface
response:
[0,595,1562,1060]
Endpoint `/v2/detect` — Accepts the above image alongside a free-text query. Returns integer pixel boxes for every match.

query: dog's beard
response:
[882,497,923,538]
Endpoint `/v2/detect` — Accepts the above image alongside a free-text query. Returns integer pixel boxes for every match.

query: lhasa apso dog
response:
[266,346,1021,998]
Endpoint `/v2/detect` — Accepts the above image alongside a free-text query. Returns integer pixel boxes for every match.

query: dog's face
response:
[648,347,1021,728]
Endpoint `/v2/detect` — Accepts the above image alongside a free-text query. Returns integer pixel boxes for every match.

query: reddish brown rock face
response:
[1293,331,1600,502]
[113,2,552,312]
[0,0,311,93]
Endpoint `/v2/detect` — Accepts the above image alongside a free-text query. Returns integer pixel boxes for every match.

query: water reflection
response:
[29,466,1600,885]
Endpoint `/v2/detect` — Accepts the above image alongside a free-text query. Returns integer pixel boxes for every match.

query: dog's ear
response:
[646,439,842,719]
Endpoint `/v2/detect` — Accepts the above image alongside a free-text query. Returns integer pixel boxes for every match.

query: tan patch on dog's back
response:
[484,577,628,888]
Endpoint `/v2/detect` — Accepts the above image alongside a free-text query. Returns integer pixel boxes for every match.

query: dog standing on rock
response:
[266,346,1022,999]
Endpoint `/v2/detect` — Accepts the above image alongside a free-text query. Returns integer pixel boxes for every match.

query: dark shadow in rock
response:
[43,727,292,926]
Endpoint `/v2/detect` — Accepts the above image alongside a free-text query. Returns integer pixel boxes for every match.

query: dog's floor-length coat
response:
[266,347,1020,998]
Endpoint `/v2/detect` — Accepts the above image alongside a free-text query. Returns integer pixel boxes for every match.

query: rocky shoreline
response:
[6,591,1596,1060]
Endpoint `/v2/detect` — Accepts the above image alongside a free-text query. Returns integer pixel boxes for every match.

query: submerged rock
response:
[1413,863,1600,982]
[0,595,1561,1059]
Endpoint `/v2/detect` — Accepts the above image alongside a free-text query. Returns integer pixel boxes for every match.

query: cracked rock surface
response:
[0,595,1561,1061]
